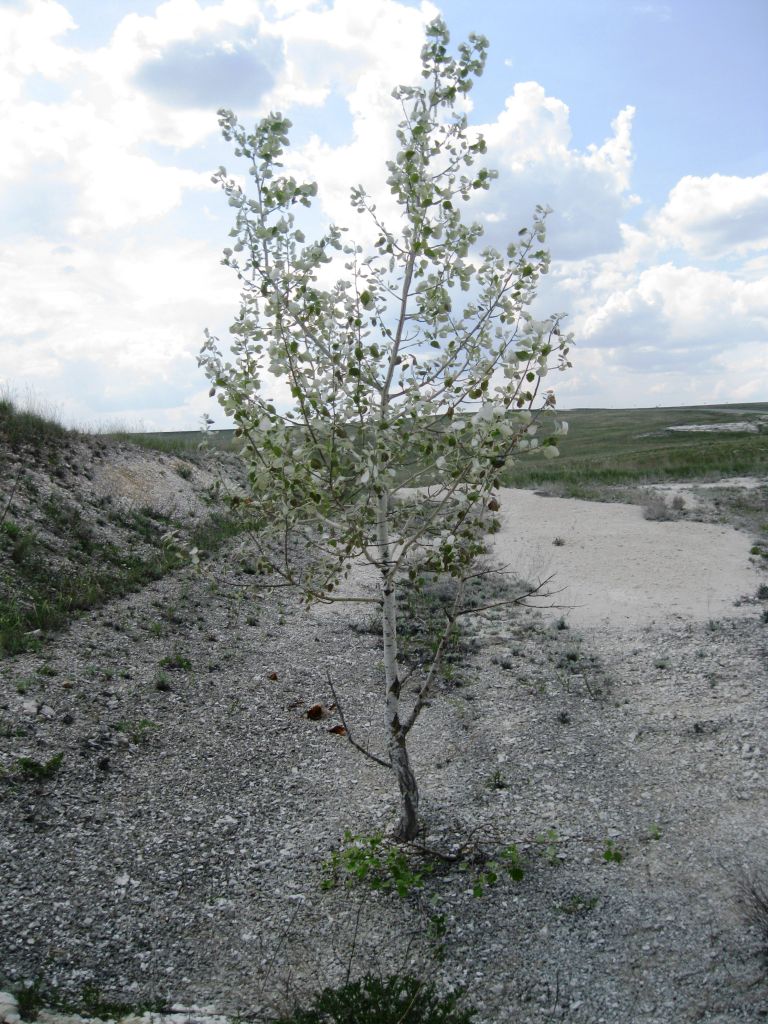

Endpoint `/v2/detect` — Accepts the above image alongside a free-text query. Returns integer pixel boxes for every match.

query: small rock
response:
[215,815,239,833]
[0,991,20,1024]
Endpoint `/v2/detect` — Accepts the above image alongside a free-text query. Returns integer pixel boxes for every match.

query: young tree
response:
[199,18,573,841]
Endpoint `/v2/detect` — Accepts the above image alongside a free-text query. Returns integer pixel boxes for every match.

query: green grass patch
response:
[14,753,63,780]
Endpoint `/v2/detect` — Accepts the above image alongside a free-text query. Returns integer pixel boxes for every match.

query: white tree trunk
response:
[377,489,419,840]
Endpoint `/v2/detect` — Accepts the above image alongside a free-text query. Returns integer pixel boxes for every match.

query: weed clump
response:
[277,974,475,1024]
[642,495,675,521]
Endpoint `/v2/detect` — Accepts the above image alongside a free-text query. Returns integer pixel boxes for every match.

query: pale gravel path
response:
[488,487,763,629]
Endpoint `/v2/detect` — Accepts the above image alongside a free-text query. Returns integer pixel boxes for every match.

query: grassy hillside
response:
[0,399,248,656]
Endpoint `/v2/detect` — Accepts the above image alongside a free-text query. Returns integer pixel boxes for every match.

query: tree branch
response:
[325,670,391,770]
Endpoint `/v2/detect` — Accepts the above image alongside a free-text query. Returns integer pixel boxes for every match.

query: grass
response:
[500,403,768,493]
[0,395,75,449]
[104,427,237,454]
[13,752,63,780]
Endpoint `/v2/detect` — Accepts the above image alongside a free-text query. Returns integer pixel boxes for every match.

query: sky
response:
[1,0,766,430]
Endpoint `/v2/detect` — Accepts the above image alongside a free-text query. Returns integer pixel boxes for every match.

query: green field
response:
[500,402,768,493]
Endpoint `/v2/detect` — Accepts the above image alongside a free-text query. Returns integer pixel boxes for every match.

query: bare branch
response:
[325,670,391,770]
[454,572,566,618]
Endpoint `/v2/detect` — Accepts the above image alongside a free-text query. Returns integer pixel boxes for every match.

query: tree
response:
[199,18,573,841]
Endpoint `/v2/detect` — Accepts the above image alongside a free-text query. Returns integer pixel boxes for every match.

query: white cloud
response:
[0,236,239,427]
[652,172,768,258]
[476,89,638,259]
[576,261,765,344]
[0,0,76,100]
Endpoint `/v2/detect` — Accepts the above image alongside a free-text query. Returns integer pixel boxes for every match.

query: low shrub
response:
[277,974,475,1024]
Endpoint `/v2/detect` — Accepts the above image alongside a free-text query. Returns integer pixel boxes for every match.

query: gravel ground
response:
[1,440,767,1023]
[1,531,767,1023]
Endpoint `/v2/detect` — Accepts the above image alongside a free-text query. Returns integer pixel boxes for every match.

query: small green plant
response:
[471,844,525,897]
[15,752,63,780]
[175,463,193,480]
[114,719,158,745]
[154,670,172,692]
[535,828,561,865]
[654,657,670,669]
[556,893,598,915]
[757,584,768,600]
[159,651,192,671]
[486,768,507,790]
[323,831,431,898]
[1,520,21,540]
[276,974,475,1024]
[14,979,47,1021]
[552,536,565,546]
[427,911,448,961]
[603,839,624,863]
[647,823,662,841]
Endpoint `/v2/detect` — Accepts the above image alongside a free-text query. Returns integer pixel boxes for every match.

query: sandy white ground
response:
[488,487,762,630]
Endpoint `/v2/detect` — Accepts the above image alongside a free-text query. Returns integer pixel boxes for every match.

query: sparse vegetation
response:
[14,752,63,780]
[556,893,598,915]
[114,719,158,746]
[0,394,75,450]
[735,866,768,955]
[12,979,168,1023]
[159,651,192,672]
[323,829,527,902]
[603,839,624,864]
[0,448,248,656]
[276,974,475,1024]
